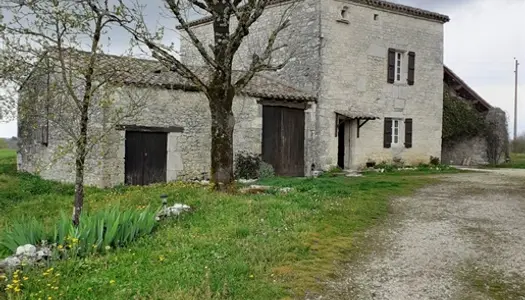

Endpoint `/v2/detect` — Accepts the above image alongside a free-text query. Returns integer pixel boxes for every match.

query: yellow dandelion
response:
[47,283,51,287]
[249,274,254,278]
[6,284,13,289]
[12,279,20,284]
[14,287,21,293]
[158,255,165,262]
[109,279,116,285]
[48,297,52,300]
[55,273,60,277]
[47,268,54,272]
[23,276,29,281]
[57,245,63,250]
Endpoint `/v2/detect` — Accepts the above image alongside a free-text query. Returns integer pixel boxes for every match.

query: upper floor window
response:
[395,52,403,82]
[387,48,416,85]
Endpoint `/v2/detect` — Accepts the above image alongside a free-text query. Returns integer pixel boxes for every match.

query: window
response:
[387,48,408,84]
[384,118,413,148]
[395,52,403,82]
[392,119,400,144]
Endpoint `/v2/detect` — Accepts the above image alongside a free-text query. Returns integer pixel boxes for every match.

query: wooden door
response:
[337,121,345,169]
[125,131,167,185]
[262,106,305,176]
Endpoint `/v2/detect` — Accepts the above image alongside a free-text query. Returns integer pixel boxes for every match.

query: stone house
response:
[181,0,449,171]
[442,66,508,165]
[20,0,490,187]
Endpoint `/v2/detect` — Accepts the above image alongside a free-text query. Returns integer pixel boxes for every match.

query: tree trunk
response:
[72,104,89,226]
[208,87,235,190]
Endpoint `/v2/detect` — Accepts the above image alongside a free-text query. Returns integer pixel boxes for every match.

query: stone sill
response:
[336,19,350,25]
[393,82,409,87]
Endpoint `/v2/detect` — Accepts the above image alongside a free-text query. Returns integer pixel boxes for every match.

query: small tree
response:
[107,0,298,190]
[0,0,146,225]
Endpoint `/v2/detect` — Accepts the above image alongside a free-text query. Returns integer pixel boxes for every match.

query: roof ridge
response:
[179,0,449,28]
[444,65,492,110]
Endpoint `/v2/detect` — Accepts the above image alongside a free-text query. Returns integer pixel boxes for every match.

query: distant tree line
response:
[0,137,17,150]
[512,134,525,153]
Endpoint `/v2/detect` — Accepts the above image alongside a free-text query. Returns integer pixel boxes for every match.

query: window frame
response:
[392,119,401,145]
[394,51,403,82]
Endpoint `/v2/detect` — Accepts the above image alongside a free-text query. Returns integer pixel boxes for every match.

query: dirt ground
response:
[315,169,525,300]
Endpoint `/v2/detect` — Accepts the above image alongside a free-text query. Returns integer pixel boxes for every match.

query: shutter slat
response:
[387,49,396,84]
[405,118,413,148]
[384,118,393,148]
[407,52,415,86]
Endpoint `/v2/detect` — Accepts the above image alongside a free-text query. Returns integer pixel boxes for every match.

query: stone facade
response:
[19,82,263,187]
[180,0,322,94]
[181,0,447,169]
[18,0,451,187]
[318,1,445,168]
[103,87,262,187]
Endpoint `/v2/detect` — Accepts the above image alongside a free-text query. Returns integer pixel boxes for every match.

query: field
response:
[0,149,448,299]
[497,153,525,169]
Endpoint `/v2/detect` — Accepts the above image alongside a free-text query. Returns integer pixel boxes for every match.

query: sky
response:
[1,0,524,138]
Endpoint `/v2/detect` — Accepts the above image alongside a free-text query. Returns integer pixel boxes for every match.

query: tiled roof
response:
[44,49,316,102]
[444,65,492,111]
[179,0,449,28]
[336,110,380,120]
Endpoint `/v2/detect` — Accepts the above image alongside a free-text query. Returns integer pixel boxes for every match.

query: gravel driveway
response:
[317,169,525,300]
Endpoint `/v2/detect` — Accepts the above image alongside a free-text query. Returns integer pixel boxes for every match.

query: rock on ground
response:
[313,168,525,300]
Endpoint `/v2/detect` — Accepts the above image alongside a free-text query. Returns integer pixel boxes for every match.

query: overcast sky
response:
[1,0,524,138]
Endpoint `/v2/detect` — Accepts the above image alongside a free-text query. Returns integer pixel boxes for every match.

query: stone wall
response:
[316,1,445,168]
[18,72,108,186]
[19,81,263,187]
[179,0,322,94]
[442,137,488,166]
[102,86,263,187]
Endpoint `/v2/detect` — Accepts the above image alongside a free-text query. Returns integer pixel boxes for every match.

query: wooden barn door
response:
[262,106,305,176]
[125,131,167,185]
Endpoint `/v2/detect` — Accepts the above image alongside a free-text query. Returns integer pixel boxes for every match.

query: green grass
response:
[496,153,525,169]
[459,266,525,300]
[0,151,444,299]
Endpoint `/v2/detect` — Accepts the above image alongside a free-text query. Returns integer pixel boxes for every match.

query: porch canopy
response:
[335,110,380,138]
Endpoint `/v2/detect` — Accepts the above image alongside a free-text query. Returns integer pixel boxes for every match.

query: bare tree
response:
[108,0,297,189]
[0,0,146,225]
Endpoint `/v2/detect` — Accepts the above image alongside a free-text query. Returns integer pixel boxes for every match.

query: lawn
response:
[496,153,525,169]
[1,150,446,299]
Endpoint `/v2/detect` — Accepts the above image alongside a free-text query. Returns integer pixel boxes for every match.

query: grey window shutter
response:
[387,48,395,84]
[405,118,413,148]
[407,52,415,85]
[384,118,392,148]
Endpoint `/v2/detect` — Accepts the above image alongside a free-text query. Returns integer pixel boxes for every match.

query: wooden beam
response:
[116,124,184,133]
[357,119,370,138]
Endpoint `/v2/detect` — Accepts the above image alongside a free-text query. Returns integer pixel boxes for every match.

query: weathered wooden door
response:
[262,106,305,176]
[125,131,167,185]
[337,121,346,169]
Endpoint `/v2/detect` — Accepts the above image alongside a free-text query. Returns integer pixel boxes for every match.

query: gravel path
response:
[317,169,525,300]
